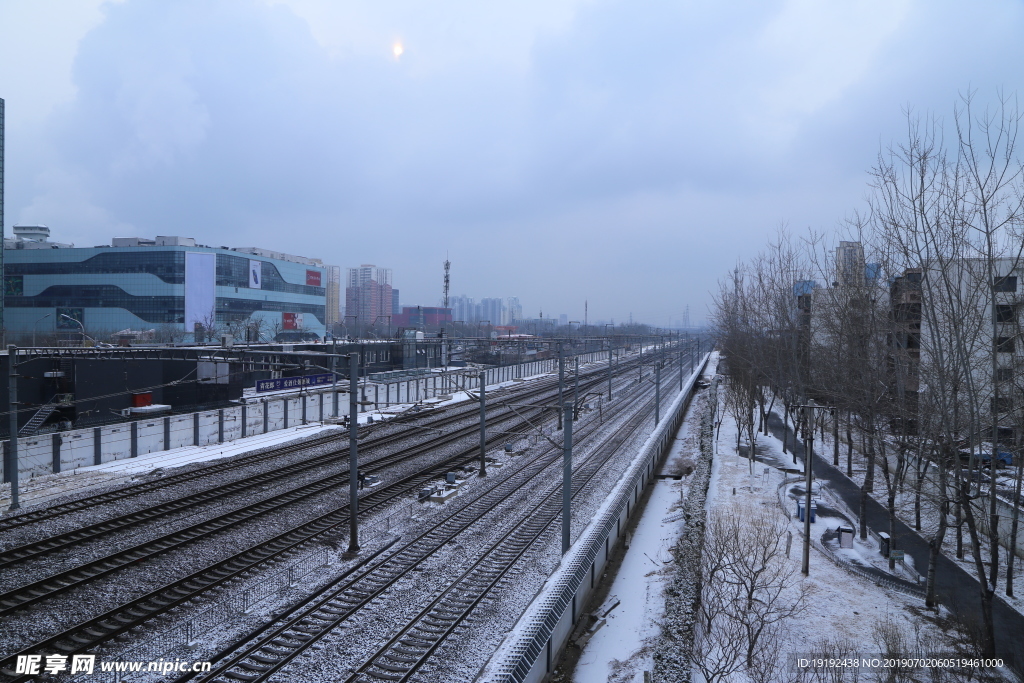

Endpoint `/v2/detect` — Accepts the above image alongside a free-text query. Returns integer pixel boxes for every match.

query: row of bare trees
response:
[711,91,1024,660]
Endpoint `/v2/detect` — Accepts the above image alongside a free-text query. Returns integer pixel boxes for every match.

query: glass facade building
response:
[4,241,328,341]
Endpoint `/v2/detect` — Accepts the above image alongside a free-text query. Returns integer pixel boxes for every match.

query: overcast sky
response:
[2,0,1023,327]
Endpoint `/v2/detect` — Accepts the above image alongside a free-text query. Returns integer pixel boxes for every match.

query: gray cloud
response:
[6,0,1024,324]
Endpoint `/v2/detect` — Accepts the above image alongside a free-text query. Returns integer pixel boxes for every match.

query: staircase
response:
[20,404,57,436]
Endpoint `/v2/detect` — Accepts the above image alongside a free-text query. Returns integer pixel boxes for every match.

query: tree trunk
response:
[833,410,839,467]
[960,486,997,657]
[782,403,789,454]
[846,412,853,477]
[1008,450,1023,597]
[860,430,876,540]
[925,448,951,610]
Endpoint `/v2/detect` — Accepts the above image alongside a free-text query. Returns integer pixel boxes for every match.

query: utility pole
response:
[638,339,643,382]
[347,353,360,554]
[331,351,338,417]
[655,362,661,425]
[562,402,573,554]
[7,345,19,510]
[557,342,564,430]
[679,345,684,390]
[478,371,487,477]
[802,408,813,575]
[573,356,580,420]
[607,342,613,401]
[797,404,824,576]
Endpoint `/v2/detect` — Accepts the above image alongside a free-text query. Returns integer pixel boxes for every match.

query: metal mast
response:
[442,257,450,309]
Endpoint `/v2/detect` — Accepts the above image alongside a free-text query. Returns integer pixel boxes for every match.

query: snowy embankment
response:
[650,381,715,683]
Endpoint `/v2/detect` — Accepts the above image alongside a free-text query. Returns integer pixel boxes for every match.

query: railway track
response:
[0,357,654,679]
[0,354,628,541]
[0,356,636,575]
[0,380,548,572]
[177,363,678,683]
[0,372,591,614]
[0,364,569,536]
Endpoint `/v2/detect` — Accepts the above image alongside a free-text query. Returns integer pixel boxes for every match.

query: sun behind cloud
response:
[392,42,404,59]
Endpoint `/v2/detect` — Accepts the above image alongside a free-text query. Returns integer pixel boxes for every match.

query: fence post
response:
[52,433,62,473]
[131,421,138,458]
[217,410,224,444]
[241,405,247,438]
[193,412,200,446]
[94,427,102,466]
[164,416,171,450]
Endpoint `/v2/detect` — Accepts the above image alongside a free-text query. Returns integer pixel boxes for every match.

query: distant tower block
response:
[683,305,690,329]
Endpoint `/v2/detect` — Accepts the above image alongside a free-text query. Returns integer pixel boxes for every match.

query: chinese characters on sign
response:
[254,373,334,393]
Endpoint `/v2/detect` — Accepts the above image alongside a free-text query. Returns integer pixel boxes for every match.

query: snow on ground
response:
[573,480,685,683]
[770,403,1024,619]
[572,364,954,683]
[710,398,948,676]
[0,370,555,512]
[570,362,709,683]
[81,424,343,475]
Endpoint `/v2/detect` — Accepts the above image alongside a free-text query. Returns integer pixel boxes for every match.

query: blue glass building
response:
[4,230,328,342]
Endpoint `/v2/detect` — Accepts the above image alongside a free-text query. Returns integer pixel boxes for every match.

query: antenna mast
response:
[442,257,450,309]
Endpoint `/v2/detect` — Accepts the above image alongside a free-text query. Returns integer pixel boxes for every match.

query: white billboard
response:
[185,252,217,334]
[249,260,262,289]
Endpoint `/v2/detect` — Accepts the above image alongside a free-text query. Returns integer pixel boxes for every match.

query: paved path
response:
[766,412,1023,666]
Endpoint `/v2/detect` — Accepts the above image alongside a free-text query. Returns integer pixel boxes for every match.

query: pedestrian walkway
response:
[766,412,1024,664]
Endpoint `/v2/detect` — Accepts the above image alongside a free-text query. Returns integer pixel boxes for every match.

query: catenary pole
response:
[562,402,573,554]
[557,342,564,430]
[655,361,661,425]
[478,371,487,477]
[573,355,579,420]
[608,342,613,401]
[347,353,360,553]
[7,345,19,510]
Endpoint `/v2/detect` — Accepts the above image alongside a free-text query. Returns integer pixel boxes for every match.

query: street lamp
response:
[33,313,52,347]
[59,314,90,345]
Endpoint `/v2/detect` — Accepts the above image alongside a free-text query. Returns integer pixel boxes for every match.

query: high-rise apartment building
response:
[506,297,522,323]
[449,295,475,323]
[836,241,866,288]
[479,297,506,326]
[325,265,341,329]
[345,264,393,333]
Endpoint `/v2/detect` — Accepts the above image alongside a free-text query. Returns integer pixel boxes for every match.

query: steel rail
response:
[178,365,674,683]
[0,363,646,678]
[0,372,571,570]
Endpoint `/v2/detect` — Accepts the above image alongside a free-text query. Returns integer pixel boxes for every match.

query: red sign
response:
[306,269,321,287]
[283,312,298,330]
